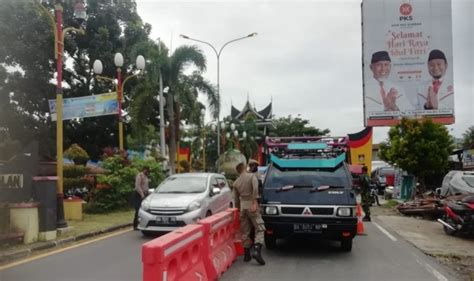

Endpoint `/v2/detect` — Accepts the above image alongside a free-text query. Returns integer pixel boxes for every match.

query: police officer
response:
[233,162,266,265]
[359,165,371,222]
[248,159,262,202]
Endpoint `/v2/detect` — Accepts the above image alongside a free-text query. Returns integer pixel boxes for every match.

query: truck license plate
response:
[293,223,322,233]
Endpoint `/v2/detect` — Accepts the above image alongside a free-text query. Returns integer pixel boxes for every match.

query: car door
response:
[216,177,231,210]
[208,176,221,214]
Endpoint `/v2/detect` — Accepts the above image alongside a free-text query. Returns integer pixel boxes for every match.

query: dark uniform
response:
[359,171,371,221]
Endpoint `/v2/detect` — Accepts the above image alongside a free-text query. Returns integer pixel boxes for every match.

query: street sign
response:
[49,92,118,121]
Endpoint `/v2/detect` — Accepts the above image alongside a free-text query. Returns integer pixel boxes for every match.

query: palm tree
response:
[129,41,217,173]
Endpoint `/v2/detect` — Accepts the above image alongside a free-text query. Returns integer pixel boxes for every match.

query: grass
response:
[382,199,400,209]
[62,209,134,238]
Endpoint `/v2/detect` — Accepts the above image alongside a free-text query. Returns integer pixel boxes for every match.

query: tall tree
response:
[379,118,454,193]
[130,40,217,173]
[271,115,330,137]
[0,0,152,160]
[462,126,474,149]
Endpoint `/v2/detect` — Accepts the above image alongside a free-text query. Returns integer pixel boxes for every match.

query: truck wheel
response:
[264,233,277,250]
[340,238,352,252]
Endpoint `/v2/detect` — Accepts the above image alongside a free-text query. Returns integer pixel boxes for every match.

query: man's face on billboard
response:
[428,59,447,79]
[370,61,391,81]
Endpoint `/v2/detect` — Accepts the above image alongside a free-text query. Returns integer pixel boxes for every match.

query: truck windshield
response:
[264,165,351,189]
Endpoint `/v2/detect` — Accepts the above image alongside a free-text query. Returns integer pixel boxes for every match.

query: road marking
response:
[414,254,449,281]
[372,222,398,242]
[0,228,132,271]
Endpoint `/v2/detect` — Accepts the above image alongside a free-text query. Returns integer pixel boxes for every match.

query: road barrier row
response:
[142,208,241,281]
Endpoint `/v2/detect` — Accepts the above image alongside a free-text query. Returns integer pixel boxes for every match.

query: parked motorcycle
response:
[437,195,474,236]
[369,183,381,206]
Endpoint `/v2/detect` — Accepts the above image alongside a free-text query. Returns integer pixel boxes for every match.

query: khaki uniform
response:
[234,172,265,248]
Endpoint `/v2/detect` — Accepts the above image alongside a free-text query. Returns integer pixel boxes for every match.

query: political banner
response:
[362,0,454,127]
[49,92,118,121]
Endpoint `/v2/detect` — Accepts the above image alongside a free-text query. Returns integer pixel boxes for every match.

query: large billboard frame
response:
[361,0,454,127]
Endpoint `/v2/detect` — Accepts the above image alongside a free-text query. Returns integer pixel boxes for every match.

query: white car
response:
[137,173,233,236]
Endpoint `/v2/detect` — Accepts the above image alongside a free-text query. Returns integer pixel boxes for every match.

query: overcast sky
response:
[136,0,473,143]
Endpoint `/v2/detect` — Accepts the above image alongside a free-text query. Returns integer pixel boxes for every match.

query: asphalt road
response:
[0,219,459,281]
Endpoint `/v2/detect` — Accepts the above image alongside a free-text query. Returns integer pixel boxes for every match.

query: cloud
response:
[137,0,473,143]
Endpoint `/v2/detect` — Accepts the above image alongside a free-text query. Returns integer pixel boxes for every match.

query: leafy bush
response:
[64,144,90,164]
[63,165,87,178]
[85,155,165,213]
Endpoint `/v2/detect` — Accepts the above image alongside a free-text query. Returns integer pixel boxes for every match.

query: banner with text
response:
[362,0,454,127]
[49,92,118,121]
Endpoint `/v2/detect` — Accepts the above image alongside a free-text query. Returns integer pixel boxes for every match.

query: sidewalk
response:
[0,209,134,265]
[373,203,474,281]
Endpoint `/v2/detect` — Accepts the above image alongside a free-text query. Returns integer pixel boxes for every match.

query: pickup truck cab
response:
[261,142,357,251]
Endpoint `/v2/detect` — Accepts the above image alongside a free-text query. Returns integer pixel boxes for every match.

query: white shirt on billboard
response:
[364,78,411,114]
[416,78,454,110]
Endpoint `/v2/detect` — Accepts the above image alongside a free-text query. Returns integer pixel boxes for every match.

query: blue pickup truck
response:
[260,142,358,252]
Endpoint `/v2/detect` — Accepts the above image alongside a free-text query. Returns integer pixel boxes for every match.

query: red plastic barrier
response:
[199,209,238,280]
[142,224,209,281]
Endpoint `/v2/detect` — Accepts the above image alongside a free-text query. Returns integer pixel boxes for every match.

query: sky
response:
[135,0,473,143]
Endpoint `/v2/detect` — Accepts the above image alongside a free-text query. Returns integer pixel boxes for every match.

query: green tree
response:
[130,40,217,173]
[0,0,152,160]
[271,115,330,137]
[379,118,454,192]
[462,126,474,149]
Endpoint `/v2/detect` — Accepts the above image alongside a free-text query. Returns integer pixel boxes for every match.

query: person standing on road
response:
[359,165,372,222]
[133,166,150,230]
[234,162,266,265]
[248,159,262,202]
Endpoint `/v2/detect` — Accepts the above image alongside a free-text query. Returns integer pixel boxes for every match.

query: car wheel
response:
[264,233,277,250]
[341,238,353,252]
[229,202,233,208]
[141,231,156,237]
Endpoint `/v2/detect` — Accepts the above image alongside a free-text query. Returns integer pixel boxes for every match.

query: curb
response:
[0,223,132,265]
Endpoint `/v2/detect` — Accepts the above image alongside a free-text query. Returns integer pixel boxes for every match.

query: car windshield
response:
[156,176,208,193]
[264,165,351,189]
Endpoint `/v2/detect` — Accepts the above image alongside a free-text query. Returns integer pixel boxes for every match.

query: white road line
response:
[372,222,398,242]
[414,254,449,281]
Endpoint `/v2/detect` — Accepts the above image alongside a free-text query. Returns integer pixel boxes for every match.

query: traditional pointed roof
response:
[231,100,272,121]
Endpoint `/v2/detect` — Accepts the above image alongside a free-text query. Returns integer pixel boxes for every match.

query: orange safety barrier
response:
[356,203,366,235]
[199,209,238,280]
[142,224,209,281]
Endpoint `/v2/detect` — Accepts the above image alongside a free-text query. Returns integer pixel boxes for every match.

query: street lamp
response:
[93,53,146,151]
[180,32,257,171]
[36,0,86,229]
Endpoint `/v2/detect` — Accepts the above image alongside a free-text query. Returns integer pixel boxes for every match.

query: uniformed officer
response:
[359,165,371,222]
[233,162,266,265]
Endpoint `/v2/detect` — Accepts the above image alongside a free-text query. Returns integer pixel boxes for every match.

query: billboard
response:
[49,92,118,121]
[362,0,454,127]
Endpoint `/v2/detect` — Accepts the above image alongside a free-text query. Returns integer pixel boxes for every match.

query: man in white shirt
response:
[365,51,411,114]
[416,49,454,110]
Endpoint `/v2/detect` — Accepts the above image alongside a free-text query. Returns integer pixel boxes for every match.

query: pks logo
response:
[399,3,413,21]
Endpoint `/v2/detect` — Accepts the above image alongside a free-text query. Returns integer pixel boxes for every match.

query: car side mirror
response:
[212,187,221,195]
[435,188,441,196]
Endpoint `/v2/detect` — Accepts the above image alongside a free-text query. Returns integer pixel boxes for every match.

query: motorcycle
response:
[369,183,381,206]
[437,195,474,236]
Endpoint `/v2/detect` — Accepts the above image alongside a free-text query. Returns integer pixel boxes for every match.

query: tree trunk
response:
[167,93,176,174]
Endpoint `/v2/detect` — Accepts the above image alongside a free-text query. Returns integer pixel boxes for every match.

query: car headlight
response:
[337,207,352,217]
[265,206,278,215]
[187,201,201,212]
[141,198,151,211]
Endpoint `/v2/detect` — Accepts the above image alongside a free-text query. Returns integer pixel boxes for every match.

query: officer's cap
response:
[371,51,391,64]
[428,49,447,63]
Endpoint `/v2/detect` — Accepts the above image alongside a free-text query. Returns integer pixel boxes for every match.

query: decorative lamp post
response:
[180,32,257,171]
[93,53,146,151]
[37,0,87,228]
